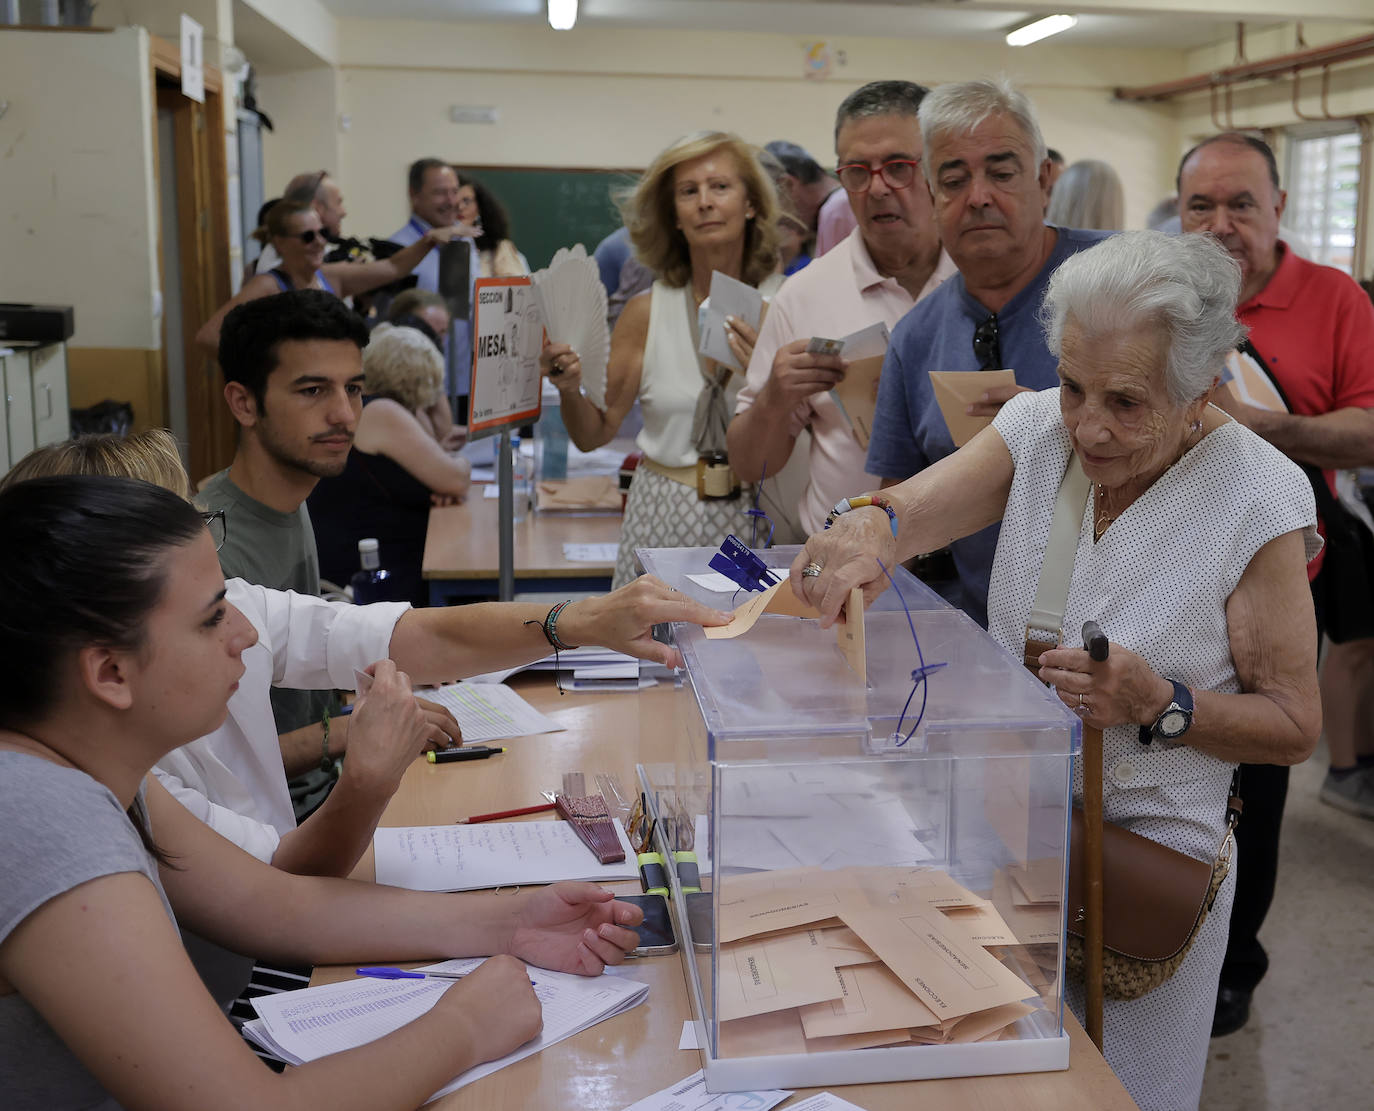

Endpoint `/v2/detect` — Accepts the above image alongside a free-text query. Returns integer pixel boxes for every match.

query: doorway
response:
[151,41,237,483]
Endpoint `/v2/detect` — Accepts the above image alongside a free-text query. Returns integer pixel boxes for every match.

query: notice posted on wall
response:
[469,276,544,438]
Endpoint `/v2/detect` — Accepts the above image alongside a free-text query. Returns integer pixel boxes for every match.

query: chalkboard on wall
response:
[462,167,642,272]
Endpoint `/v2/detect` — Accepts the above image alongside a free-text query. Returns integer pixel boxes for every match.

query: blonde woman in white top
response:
[541,131,783,586]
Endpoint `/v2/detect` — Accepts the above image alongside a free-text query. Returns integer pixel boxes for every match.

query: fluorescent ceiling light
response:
[1005,14,1078,47]
[548,0,577,31]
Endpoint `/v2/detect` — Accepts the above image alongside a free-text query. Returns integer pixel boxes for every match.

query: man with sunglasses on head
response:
[730,81,957,538]
[253,170,349,276]
[863,77,1109,626]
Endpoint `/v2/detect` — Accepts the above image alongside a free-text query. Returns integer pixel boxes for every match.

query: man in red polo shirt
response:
[1180,132,1374,1036]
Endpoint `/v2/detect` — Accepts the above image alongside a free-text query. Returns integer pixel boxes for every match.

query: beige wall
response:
[258,66,343,204]
[0,27,160,350]
[270,19,1190,241]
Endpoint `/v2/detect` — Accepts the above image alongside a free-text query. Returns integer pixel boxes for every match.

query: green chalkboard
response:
[462,167,641,272]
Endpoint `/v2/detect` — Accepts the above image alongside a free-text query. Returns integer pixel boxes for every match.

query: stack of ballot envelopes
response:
[711,863,1054,1056]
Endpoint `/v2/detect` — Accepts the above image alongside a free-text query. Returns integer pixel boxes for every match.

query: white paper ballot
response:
[563,542,620,563]
[374,820,639,891]
[698,271,764,373]
[785,1094,870,1111]
[840,320,890,361]
[618,1069,791,1111]
[679,1020,701,1049]
[246,959,648,1104]
[686,571,741,593]
[425,681,564,743]
[482,484,502,499]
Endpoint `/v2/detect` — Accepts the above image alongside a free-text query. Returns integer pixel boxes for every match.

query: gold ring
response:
[801,562,823,579]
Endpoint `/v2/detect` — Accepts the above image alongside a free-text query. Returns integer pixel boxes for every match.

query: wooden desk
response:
[422,494,622,604]
[318,677,1138,1111]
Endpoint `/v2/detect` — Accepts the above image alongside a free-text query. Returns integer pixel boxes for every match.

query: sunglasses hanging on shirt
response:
[972,312,1003,371]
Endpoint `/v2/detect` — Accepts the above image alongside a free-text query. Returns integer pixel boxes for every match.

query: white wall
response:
[291,19,1189,240]
[0,27,159,348]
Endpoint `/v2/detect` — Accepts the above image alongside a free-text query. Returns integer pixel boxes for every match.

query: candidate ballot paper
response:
[374,819,639,891]
[244,959,648,1103]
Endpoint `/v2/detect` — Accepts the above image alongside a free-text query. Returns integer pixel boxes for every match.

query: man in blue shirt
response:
[388,159,482,415]
[865,78,1109,625]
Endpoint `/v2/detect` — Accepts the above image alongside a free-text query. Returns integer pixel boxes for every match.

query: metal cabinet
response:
[0,341,71,474]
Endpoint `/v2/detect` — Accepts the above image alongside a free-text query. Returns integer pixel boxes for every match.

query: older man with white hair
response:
[864,77,1110,625]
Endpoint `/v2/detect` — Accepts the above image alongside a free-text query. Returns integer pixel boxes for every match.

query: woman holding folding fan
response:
[791,231,1322,1110]
[538,131,784,587]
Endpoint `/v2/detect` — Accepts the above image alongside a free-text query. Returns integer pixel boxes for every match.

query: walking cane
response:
[1080,620,1109,1052]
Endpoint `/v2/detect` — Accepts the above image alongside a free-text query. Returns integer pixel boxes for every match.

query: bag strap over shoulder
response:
[1022,453,1091,667]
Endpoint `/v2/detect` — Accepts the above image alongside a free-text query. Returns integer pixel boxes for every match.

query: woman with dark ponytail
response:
[0,475,644,1111]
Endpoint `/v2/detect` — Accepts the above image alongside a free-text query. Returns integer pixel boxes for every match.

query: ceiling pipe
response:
[1116,32,1374,102]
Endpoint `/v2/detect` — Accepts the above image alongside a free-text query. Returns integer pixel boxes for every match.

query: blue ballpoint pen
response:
[356,966,536,985]
[355,966,468,981]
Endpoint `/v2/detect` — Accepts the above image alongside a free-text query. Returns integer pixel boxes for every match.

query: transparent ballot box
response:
[636,546,1079,1092]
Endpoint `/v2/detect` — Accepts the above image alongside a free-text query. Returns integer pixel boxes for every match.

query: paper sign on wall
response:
[180,15,205,103]
[469,277,544,437]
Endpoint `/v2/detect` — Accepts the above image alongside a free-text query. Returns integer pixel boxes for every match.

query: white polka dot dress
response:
[987,389,1319,1111]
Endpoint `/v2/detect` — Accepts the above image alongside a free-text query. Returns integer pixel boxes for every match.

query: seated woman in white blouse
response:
[792,231,1322,1111]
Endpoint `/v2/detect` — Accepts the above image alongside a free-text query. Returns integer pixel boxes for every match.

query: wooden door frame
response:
[150,35,236,482]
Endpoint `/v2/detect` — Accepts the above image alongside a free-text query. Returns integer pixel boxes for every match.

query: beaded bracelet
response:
[544,600,581,652]
[824,494,899,540]
[524,601,582,694]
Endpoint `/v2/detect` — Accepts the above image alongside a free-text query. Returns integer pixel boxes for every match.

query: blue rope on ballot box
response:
[875,557,946,747]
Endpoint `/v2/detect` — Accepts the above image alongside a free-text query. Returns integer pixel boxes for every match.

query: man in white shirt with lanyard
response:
[388,158,483,417]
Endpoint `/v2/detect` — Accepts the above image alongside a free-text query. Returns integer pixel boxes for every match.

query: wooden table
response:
[422,493,622,604]
[317,676,1138,1111]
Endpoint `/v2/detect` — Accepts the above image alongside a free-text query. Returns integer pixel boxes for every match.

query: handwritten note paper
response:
[374,820,639,892]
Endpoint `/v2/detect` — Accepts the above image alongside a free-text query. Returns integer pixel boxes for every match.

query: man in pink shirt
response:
[814,185,858,257]
[729,80,956,534]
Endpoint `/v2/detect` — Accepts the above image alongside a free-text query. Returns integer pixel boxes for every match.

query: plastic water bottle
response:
[540,399,570,481]
[350,538,393,604]
[510,433,532,521]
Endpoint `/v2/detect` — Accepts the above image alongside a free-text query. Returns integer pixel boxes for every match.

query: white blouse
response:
[153,580,410,861]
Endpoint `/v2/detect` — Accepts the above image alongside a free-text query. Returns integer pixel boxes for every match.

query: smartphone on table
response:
[614,892,678,955]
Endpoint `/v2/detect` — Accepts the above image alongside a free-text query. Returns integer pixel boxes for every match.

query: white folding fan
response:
[530,244,610,411]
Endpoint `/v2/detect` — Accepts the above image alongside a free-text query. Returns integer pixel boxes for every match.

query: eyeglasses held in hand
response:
[972,313,1003,371]
[836,158,921,194]
[201,509,227,552]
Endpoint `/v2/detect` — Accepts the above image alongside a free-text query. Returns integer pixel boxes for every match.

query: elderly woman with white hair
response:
[308,323,472,605]
[792,231,1321,1110]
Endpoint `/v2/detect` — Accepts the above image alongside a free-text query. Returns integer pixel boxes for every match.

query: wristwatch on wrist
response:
[1140,679,1193,747]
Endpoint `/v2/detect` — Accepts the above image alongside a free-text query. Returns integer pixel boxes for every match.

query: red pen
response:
[457,802,558,825]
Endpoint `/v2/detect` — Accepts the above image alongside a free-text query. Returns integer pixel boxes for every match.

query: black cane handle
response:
[1082,620,1109,662]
